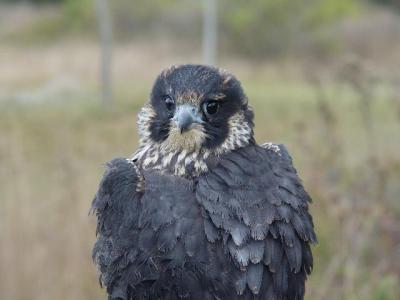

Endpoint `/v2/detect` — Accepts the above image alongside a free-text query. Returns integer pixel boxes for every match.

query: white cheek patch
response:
[137,103,156,145]
[216,112,252,155]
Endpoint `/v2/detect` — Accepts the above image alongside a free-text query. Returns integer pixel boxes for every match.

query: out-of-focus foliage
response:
[110,0,202,40]
[7,0,361,57]
[371,0,400,10]
[64,0,94,28]
[112,0,361,56]
[220,0,361,56]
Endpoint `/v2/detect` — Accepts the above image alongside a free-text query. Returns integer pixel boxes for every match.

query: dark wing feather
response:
[197,143,316,299]
[92,158,224,300]
[91,158,142,299]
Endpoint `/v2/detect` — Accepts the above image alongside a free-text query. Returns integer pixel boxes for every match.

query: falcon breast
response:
[92,64,317,300]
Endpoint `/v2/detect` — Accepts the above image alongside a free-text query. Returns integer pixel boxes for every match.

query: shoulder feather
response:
[197,143,316,299]
[91,158,143,298]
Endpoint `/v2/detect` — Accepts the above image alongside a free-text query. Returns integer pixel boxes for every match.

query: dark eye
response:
[203,101,219,116]
[163,95,175,111]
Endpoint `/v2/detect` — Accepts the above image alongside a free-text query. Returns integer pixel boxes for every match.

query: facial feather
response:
[133,64,254,177]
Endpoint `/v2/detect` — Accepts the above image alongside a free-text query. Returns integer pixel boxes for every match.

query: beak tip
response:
[174,104,203,134]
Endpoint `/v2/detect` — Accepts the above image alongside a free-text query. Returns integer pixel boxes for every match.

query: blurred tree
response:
[203,0,218,65]
[110,0,201,40]
[96,0,113,107]
[370,0,400,10]
[2,0,364,59]
[64,0,96,29]
[220,0,360,57]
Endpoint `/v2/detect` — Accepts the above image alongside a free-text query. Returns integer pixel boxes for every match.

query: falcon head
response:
[137,64,254,155]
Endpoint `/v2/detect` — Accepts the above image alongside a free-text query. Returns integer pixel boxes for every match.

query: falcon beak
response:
[172,104,204,134]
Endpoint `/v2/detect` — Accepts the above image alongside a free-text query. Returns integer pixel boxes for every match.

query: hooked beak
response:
[172,104,204,133]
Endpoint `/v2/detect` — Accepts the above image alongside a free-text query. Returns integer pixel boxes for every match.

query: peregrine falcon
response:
[92,64,316,300]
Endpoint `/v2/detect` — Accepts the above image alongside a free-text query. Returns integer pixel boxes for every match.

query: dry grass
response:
[1,41,400,300]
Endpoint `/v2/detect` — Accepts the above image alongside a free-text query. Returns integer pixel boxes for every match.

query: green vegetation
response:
[371,0,400,10]
[2,0,363,56]
[64,0,94,29]
[220,0,360,56]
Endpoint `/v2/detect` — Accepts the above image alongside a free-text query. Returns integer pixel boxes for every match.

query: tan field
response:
[1,2,400,299]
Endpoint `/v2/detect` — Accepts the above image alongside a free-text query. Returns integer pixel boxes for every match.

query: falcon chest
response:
[137,170,207,260]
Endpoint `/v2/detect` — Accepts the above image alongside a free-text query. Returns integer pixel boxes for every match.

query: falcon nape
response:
[91,64,316,300]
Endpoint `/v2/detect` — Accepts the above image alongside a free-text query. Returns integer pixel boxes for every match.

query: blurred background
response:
[1,0,400,299]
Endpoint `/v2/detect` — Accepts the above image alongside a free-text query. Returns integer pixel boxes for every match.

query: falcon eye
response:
[203,101,219,116]
[163,95,175,111]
